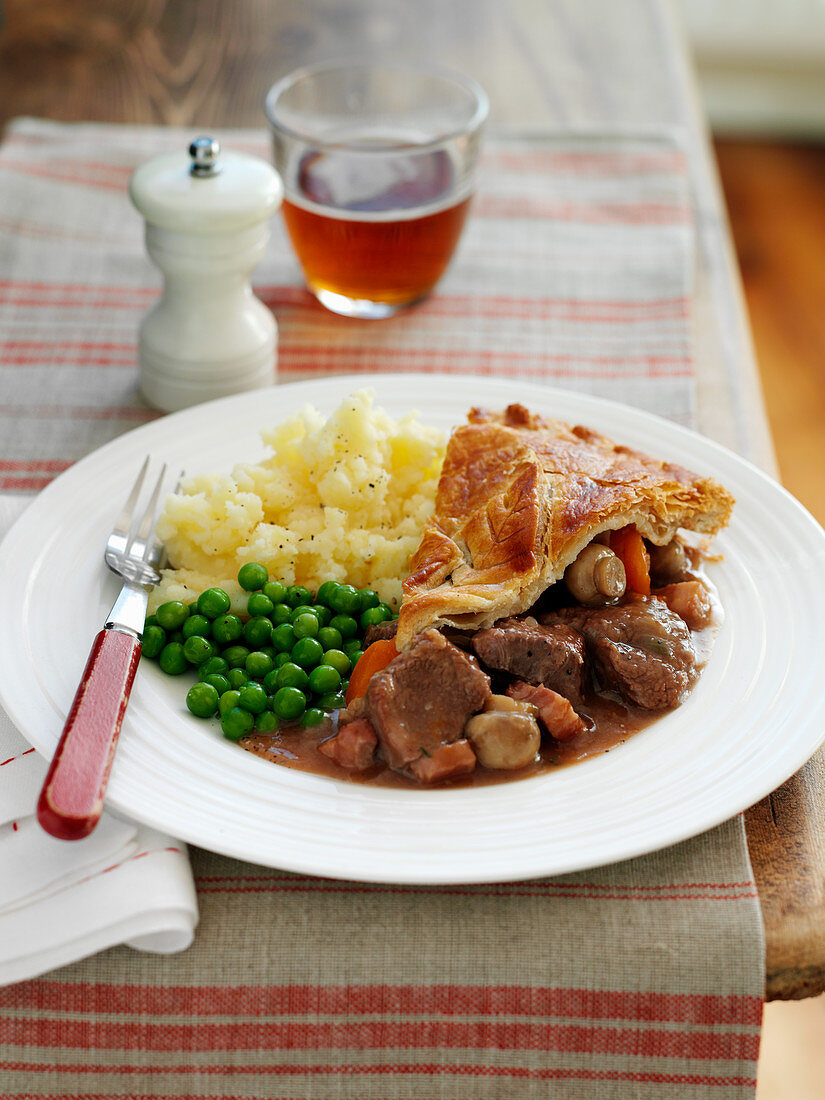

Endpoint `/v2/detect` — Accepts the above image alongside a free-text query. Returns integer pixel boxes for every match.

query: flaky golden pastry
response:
[395,404,734,650]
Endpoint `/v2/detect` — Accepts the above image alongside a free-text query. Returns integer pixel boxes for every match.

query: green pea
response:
[342,639,363,656]
[273,651,292,668]
[376,603,394,620]
[347,650,364,671]
[271,602,292,625]
[221,706,254,741]
[182,634,217,666]
[197,587,231,619]
[141,623,166,659]
[316,690,346,711]
[262,668,280,693]
[218,689,241,715]
[158,641,187,675]
[199,655,229,678]
[186,682,219,718]
[317,626,343,651]
[292,611,319,639]
[275,662,310,691]
[310,604,332,627]
[243,616,273,647]
[360,605,392,630]
[308,664,341,695]
[238,562,269,591]
[321,648,350,676]
[301,707,326,728]
[247,592,274,617]
[223,644,250,669]
[271,623,296,652]
[144,613,159,629]
[246,651,274,679]
[168,629,185,646]
[212,613,243,645]
[238,682,269,715]
[357,588,380,611]
[202,672,231,696]
[271,686,307,721]
[286,585,313,608]
[182,613,211,639]
[329,584,360,615]
[291,636,324,669]
[263,580,288,604]
[316,581,341,607]
[329,614,359,639]
[227,667,249,689]
[256,711,280,733]
[155,600,189,631]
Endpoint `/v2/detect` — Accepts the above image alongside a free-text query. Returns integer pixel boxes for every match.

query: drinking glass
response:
[264,60,489,319]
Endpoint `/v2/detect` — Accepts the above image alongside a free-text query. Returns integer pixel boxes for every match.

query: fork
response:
[37,458,173,841]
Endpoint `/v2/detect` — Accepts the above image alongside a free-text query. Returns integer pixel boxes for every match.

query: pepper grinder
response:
[129,137,283,412]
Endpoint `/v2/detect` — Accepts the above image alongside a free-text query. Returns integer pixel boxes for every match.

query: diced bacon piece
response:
[407,739,477,783]
[318,718,378,771]
[653,580,714,631]
[506,681,585,742]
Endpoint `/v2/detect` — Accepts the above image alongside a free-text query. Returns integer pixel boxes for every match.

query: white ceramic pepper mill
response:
[129,136,283,412]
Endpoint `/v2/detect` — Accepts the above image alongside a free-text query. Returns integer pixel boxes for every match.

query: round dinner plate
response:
[2,373,824,883]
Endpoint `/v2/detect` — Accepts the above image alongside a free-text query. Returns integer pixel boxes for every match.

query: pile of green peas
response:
[141,562,395,743]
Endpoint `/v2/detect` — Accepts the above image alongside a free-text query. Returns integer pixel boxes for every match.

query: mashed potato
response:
[149,390,445,613]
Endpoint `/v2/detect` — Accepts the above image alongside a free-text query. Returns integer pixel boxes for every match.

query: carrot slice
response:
[345,638,398,706]
[610,526,651,595]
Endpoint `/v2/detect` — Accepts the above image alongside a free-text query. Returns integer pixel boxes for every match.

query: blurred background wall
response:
[681,0,825,137]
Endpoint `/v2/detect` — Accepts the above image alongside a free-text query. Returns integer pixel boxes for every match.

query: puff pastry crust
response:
[396,404,734,650]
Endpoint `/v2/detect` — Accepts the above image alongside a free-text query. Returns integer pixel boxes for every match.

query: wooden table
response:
[1,0,821,1001]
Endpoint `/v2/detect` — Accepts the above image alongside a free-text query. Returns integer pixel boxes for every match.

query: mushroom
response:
[465,694,541,770]
[648,539,689,583]
[564,543,626,606]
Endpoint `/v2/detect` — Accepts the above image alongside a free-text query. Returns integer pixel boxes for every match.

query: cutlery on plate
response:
[37,458,174,841]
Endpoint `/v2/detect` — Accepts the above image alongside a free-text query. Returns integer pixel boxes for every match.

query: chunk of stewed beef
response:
[471,616,586,703]
[366,629,490,772]
[548,596,697,710]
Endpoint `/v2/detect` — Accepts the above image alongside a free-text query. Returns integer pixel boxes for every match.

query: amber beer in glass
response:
[265,62,488,319]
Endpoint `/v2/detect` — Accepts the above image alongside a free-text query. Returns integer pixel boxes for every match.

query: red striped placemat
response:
[0,118,763,1099]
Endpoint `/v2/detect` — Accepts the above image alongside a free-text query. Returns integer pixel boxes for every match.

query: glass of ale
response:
[265,61,489,319]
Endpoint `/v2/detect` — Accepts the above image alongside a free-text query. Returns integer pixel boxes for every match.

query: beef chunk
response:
[363,618,398,647]
[318,718,378,771]
[549,596,697,710]
[471,616,585,702]
[506,681,586,741]
[366,629,491,770]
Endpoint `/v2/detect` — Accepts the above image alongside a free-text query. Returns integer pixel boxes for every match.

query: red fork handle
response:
[37,628,141,841]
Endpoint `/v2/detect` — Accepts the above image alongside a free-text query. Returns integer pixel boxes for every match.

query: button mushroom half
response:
[564,543,626,607]
[465,695,541,770]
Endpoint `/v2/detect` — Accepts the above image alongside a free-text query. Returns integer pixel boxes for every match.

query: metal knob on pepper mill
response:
[129,136,283,412]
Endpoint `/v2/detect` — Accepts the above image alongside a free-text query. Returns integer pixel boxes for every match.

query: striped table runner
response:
[0,119,764,1098]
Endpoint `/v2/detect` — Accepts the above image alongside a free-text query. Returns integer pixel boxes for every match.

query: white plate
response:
[2,374,824,883]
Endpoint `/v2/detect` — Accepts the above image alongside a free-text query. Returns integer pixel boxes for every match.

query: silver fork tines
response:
[104,458,171,589]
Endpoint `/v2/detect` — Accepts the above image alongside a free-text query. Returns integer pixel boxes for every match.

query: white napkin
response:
[0,494,198,985]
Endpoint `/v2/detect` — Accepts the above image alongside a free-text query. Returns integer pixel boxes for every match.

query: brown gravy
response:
[239,574,721,789]
[239,693,654,789]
